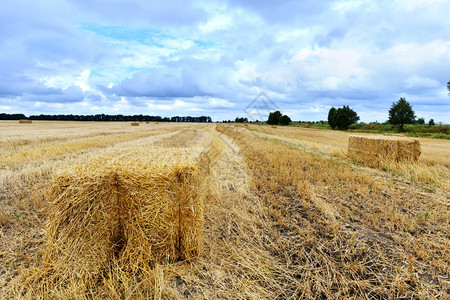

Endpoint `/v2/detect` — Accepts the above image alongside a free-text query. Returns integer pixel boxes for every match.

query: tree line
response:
[328,97,438,131]
[0,113,212,123]
[233,111,292,126]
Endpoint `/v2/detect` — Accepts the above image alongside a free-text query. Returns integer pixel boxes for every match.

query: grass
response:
[289,122,450,139]
[1,121,448,298]
[349,123,450,139]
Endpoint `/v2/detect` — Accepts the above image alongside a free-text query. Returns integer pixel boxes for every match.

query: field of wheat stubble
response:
[0,121,448,299]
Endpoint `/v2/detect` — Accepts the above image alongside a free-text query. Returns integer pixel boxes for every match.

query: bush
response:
[417,117,425,125]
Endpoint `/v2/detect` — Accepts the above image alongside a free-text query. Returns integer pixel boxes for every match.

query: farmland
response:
[0,121,449,299]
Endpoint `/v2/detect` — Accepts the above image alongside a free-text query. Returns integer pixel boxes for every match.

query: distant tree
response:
[267,110,282,125]
[267,110,292,125]
[235,117,248,123]
[328,106,359,130]
[328,107,337,129]
[0,113,26,120]
[333,105,359,130]
[388,97,415,131]
[428,118,435,126]
[279,115,291,126]
[417,117,425,125]
[447,81,450,95]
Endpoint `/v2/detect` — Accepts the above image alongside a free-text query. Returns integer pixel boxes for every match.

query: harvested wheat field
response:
[0,121,449,299]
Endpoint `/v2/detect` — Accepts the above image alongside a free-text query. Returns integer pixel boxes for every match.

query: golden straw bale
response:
[118,163,205,270]
[37,164,121,292]
[19,119,32,124]
[271,126,277,128]
[130,122,139,126]
[27,147,209,294]
[348,135,421,166]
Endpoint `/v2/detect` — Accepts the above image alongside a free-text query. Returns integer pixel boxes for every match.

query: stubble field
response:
[0,121,448,299]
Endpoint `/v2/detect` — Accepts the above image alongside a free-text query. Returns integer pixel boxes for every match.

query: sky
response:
[0,0,449,123]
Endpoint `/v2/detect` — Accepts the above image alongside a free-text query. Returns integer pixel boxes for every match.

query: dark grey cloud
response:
[107,70,201,98]
[21,85,85,103]
[0,74,61,97]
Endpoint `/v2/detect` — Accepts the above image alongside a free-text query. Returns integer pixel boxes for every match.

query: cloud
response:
[405,76,440,90]
[106,70,200,98]
[0,0,450,122]
[69,0,207,27]
[226,0,331,24]
[21,85,85,103]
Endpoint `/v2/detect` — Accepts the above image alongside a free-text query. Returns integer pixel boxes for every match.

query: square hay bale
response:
[19,119,32,124]
[39,165,121,287]
[271,125,277,128]
[348,135,421,166]
[131,122,139,126]
[118,163,205,270]
[145,121,149,124]
[34,148,209,291]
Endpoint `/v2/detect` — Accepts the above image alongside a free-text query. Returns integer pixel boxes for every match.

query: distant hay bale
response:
[19,119,32,124]
[271,125,277,128]
[155,122,159,124]
[131,122,139,126]
[348,135,421,166]
[145,121,149,124]
[244,124,249,127]
[31,148,209,292]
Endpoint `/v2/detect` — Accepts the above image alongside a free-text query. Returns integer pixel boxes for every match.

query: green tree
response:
[235,117,248,123]
[279,115,291,126]
[267,110,282,125]
[334,105,359,130]
[388,97,415,131]
[417,117,425,125]
[328,107,337,129]
[447,81,450,95]
[428,118,435,126]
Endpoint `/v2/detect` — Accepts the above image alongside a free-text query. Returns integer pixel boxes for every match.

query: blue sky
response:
[1,0,449,122]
